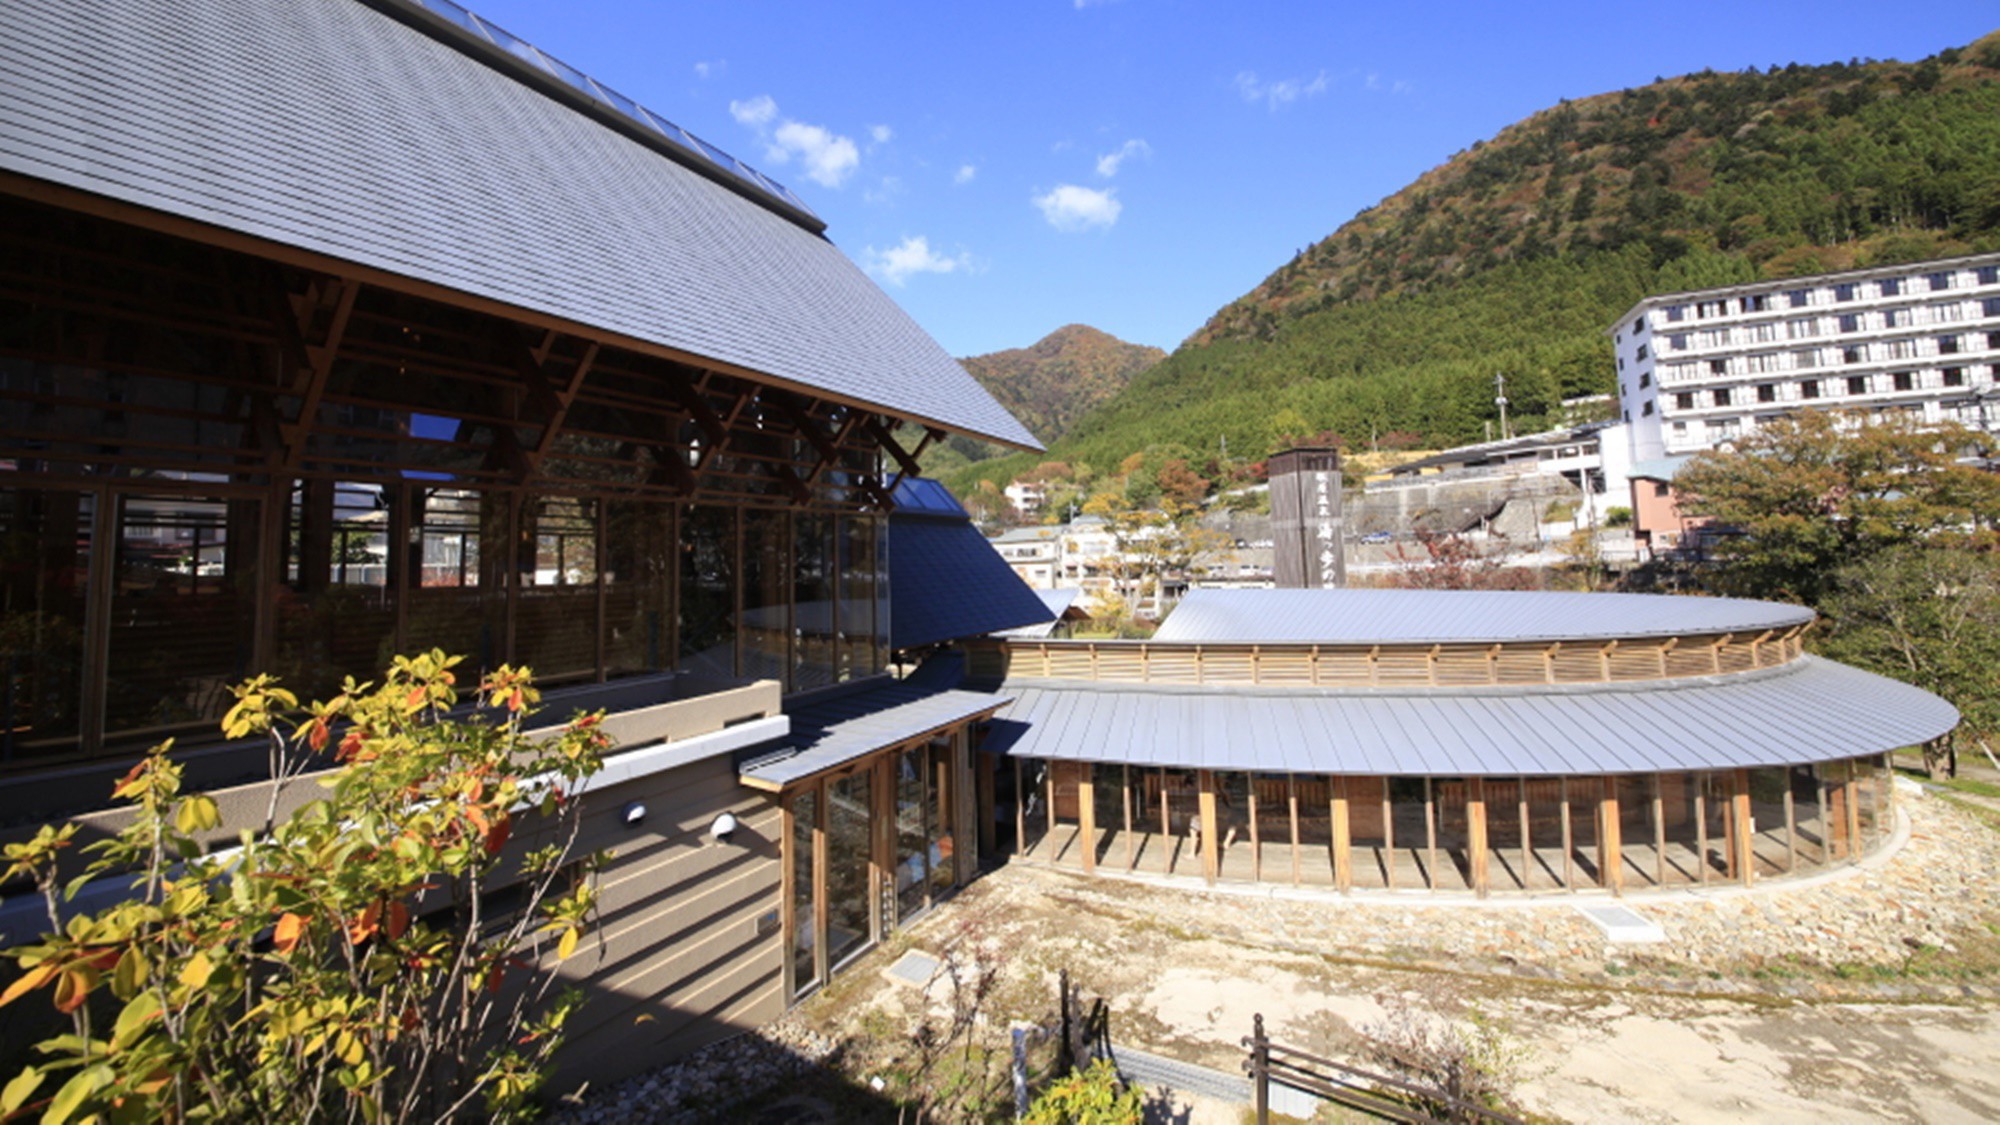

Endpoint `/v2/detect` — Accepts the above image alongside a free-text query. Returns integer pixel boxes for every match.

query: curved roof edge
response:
[983,656,1954,777]
[1152,588,1814,646]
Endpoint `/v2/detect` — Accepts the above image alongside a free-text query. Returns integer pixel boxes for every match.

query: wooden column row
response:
[1007,762,1833,897]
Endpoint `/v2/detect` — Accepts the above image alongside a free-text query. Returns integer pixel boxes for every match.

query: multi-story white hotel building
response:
[1610,253,2000,459]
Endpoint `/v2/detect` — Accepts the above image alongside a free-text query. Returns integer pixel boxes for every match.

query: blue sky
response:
[463,1,1996,358]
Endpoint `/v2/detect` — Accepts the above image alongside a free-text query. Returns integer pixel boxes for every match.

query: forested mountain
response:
[961,325,1164,446]
[944,33,2000,493]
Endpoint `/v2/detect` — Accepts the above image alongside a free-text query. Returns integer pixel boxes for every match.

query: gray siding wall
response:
[551,755,784,1094]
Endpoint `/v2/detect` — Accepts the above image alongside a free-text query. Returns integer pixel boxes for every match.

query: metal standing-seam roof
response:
[1152,588,1813,646]
[739,676,1013,790]
[982,657,1956,776]
[889,479,1055,650]
[0,0,1038,449]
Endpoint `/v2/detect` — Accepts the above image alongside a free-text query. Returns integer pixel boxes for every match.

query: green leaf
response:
[0,1067,42,1116]
[42,1064,110,1125]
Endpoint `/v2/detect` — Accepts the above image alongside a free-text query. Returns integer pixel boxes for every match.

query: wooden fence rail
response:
[1243,1013,1526,1125]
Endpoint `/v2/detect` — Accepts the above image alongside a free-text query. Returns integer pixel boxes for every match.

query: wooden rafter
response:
[866,417,924,480]
[275,275,359,470]
[774,396,841,484]
[518,334,601,476]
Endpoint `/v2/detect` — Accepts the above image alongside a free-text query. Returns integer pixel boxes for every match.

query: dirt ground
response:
[780,788,2000,1123]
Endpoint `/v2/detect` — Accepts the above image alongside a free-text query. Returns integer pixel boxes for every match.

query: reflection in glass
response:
[838,516,879,681]
[604,500,672,676]
[741,509,789,685]
[0,489,91,761]
[895,747,928,923]
[791,788,818,997]
[108,492,257,744]
[928,740,956,899]
[678,505,736,677]
[515,495,598,682]
[274,481,394,702]
[793,512,836,691]
[405,487,504,674]
[826,768,873,968]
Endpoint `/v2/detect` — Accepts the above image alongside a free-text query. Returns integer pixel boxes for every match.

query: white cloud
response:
[1074,0,1122,8]
[1234,69,1330,111]
[730,96,860,188]
[863,175,903,205]
[954,164,977,185]
[864,236,971,286]
[869,124,894,145]
[1095,138,1151,178]
[770,120,860,187]
[729,94,777,128]
[693,60,725,80]
[1033,184,1121,231]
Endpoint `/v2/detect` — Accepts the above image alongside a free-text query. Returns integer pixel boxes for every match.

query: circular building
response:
[969,588,1956,896]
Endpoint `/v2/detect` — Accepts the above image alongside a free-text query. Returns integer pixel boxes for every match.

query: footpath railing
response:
[1242,1013,1525,1125]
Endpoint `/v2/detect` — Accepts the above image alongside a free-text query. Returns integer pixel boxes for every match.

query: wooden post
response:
[1732,768,1755,887]
[1160,770,1173,875]
[1600,785,1623,896]
[977,742,997,863]
[1694,774,1709,884]
[1288,775,1301,886]
[1013,757,1026,857]
[813,778,829,989]
[1382,781,1396,891]
[1518,778,1532,893]
[1123,765,1136,872]
[1559,777,1574,891]
[1249,780,1262,883]
[1198,770,1219,885]
[1423,777,1438,891]
[1843,767,1861,865]
[1331,776,1352,893]
[1782,783,1798,873]
[1652,774,1667,887]
[1467,777,1489,898]
[1078,767,1097,875]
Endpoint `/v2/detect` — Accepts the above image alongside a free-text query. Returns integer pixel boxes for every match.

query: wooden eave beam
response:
[275,275,359,470]
[866,417,925,480]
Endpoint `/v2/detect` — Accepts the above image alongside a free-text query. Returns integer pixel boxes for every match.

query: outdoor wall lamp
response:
[622,802,647,826]
[710,811,738,844]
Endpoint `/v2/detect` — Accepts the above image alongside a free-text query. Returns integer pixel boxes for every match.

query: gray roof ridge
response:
[997,656,1827,700]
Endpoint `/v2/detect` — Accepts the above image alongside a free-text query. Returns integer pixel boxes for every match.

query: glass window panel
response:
[790,789,818,997]
[1217,772,1253,881]
[740,509,789,685]
[274,481,395,703]
[0,488,91,762]
[1295,776,1335,887]
[1161,769,1201,878]
[826,768,873,968]
[895,747,929,923]
[838,516,879,681]
[677,505,736,677]
[108,492,257,745]
[515,495,599,682]
[1047,760,1085,866]
[404,487,505,675]
[929,740,957,898]
[603,500,673,677]
[792,512,836,692]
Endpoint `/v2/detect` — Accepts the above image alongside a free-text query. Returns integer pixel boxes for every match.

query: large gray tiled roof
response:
[0,0,1038,449]
[889,478,1055,650]
[1152,588,1812,645]
[983,657,1956,776]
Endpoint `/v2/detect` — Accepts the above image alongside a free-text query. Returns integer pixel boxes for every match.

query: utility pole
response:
[1494,372,1511,441]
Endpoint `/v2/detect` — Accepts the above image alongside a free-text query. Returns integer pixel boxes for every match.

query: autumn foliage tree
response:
[0,651,608,1124]
[1674,411,2000,605]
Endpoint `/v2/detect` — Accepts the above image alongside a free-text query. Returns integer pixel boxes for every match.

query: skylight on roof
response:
[402,0,817,222]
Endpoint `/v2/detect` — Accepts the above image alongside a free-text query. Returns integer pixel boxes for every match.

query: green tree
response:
[0,652,607,1124]
[1820,546,2000,776]
[1675,411,2000,605]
